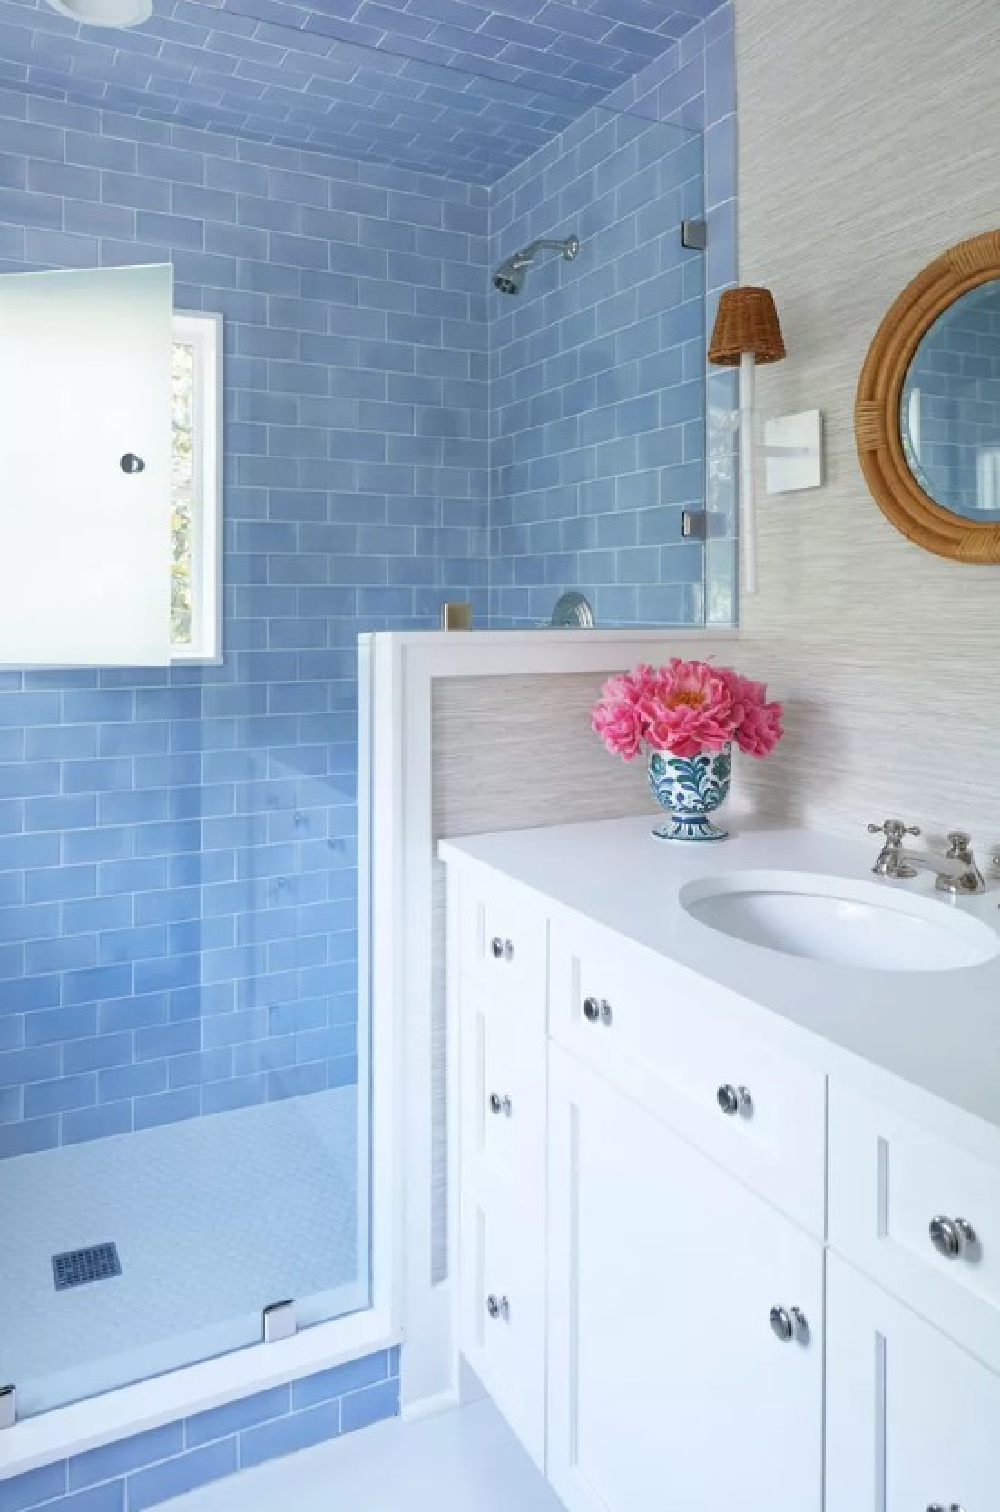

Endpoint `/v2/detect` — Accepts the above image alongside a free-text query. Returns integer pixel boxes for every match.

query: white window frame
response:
[171,310,223,664]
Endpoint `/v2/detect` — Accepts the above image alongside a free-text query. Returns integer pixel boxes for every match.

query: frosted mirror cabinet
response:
[0,263,173,666]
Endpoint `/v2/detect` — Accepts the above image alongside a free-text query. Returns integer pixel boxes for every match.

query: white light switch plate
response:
[765,409,823,493]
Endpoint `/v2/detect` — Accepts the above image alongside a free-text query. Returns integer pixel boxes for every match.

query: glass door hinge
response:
[681,219,707,251]
[262,1300,297,1343]
[682,511,729,541]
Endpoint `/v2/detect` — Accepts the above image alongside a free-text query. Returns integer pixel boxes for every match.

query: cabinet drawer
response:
[459,1182,545,1470]
[458,870,547,1029]
[829,1080,1000,1374]
[460,976,546,1208]
[550,915,826,1235]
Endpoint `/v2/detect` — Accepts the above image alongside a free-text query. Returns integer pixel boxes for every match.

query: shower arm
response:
[515,236,580,264]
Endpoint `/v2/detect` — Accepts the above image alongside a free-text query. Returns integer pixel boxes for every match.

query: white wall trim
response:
[368,628,736,1418]
[170,309,223,666]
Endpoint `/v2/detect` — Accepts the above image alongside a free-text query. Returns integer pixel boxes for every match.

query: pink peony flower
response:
[718,667,766,723]
[734,694,784,756]
[600,664,660,707]
[639,657,736,758]
[592,694,645,760]
[718,666,784,756]
[592,658,784,762]
[591,665,662,759]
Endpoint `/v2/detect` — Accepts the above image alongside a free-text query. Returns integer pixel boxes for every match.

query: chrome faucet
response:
[867,819,986,895]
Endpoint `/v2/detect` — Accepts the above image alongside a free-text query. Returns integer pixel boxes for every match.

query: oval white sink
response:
[679,870,999,972]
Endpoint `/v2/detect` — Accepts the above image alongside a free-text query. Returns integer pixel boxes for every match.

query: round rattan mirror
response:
[855,229,1000,562]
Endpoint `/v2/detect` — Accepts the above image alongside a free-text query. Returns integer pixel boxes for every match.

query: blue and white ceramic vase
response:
[647,743,732,842]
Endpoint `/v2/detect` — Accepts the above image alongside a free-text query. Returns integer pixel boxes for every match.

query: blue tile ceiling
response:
[0,0,720,180]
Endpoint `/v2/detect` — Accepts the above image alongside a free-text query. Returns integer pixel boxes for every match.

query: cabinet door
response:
[0,264,173,665]
[827,1252,1000,1512]
[547,1043,823,1512]
[459,977,546,1207]
[460,1182,546,1469]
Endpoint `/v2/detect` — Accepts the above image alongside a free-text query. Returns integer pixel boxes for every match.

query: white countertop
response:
[440,814,1000,1134]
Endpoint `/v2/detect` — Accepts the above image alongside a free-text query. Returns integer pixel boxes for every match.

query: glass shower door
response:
[0,267,372,1421]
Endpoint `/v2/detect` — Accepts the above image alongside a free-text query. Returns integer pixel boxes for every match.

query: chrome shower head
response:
[493,255,529,296]
[492,233,580,295]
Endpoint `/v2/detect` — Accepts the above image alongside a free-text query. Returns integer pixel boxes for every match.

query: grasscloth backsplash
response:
[433,673,651,839]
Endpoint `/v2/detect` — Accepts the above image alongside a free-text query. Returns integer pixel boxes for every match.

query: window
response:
[171,311,222,661]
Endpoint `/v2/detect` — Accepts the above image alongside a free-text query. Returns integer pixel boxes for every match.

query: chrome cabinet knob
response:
[489,1093,512,1117]
[490,936,514,961]
[929,1215,977,1258]
[486,1294,510,1321]
[770,1305,793,1341]
[770,1305,809,1343]
[583,996,613,1026]
[717,1084,752,1116]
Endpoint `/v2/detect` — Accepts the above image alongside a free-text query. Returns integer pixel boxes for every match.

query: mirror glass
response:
[901,279,1000,520]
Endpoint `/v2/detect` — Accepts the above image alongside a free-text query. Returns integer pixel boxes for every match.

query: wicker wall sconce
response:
[709,286,786,595]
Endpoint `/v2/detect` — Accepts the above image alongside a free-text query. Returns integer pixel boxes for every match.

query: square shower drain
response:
[52,1242,122,1292]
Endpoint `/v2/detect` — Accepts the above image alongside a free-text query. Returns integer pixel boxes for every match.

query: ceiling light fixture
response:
[45,0,153,28]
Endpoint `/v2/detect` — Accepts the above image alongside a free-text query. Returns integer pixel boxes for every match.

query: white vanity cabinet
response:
[443,827,1000,1512]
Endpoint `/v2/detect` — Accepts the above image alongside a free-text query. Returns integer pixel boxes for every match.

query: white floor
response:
[0,1089,367,1417]
[166,1400,563,1512]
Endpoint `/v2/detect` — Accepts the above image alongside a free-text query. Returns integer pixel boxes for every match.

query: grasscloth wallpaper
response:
[734,0,1000,849]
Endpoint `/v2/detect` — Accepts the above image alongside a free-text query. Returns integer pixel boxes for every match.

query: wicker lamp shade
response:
[709,286,786,366]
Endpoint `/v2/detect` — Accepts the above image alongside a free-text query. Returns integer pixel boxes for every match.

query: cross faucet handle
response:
[868,819,921,841]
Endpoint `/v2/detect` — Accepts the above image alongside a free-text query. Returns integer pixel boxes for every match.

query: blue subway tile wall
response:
[487,6,736,626]
[0,1349,400,1512]
[0,0,723,182]
[0,95,489,1156]
[0,9,739,1145]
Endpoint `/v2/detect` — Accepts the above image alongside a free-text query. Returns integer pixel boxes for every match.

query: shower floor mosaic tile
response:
[0,1088,365,1418]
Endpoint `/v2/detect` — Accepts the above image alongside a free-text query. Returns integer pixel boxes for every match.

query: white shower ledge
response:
[440,813,1000,1136]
